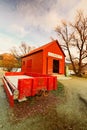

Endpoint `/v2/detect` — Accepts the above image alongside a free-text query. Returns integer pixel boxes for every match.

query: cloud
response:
[0,33,18,53]
[76,0,87,14]
[67,0,87,22]
[16,0,61,32]
[14,0,82,33]
[0,0,87,53]
[9,24,28,37]
[0,0,83,37]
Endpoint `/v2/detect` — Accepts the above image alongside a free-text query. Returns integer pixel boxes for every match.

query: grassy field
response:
[0,72,87,130]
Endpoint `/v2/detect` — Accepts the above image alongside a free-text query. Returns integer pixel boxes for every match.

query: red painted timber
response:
[31,77,48,96]
[3,72,57,107]
[2,78,14,107]
[18,78,33,100]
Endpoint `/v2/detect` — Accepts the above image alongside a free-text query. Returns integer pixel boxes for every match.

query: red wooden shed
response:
[21,40,65,75]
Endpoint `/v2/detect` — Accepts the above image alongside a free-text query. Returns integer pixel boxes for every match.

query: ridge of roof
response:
[22,40,65,58]
[56,40,66,57]
[30,40,57,52]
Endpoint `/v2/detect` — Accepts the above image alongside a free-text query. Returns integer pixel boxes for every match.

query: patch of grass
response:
[51,81,65,97]
[82,74,87,78]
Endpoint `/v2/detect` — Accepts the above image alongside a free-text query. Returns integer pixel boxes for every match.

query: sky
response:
[0,0,87,53]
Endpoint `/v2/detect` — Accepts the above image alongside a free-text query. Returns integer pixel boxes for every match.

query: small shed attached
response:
[21,40,65,75]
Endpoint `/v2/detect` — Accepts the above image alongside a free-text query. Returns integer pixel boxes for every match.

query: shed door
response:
[53,60,59,73]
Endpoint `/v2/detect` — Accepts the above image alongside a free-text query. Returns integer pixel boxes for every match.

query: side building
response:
[21,40,65,75]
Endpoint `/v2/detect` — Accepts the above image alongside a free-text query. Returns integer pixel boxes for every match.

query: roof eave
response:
[22,49,43,58]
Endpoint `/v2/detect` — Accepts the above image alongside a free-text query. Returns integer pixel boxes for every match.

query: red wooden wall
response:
[22,41,65,75]
[42,41,65,74]
[22,51,43,74]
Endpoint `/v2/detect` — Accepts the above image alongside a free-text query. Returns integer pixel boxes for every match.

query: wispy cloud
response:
[0,0,87,53]
[0,33,18,53]
[9,24,28,38]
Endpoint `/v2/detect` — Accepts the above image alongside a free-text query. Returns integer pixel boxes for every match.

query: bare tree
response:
[19,42,31,56]
[71,11,87,75]
[11,41,32,58]
[11,42,36,69]
[55,11,87,76]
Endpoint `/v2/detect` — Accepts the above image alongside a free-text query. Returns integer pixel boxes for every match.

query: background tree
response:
[0,55,3,67]
[2,53,18,72]
[10,41,35,68]
[55,11,87,76]
[11,41,32,58]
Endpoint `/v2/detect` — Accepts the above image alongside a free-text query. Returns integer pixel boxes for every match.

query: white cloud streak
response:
[0,0,87,53]
[0,34,17,53]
